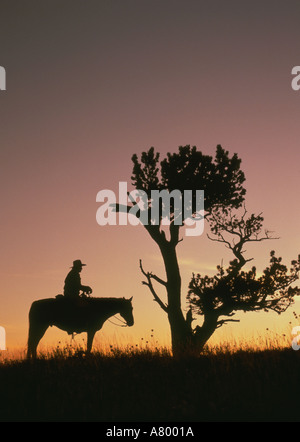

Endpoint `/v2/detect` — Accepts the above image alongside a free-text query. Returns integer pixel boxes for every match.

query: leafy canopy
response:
[131,145,246,222]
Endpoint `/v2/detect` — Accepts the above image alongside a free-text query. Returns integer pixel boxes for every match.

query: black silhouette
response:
[114,145,246,356]
[187,207,300,349]
[27,296,134,358]
[64,259,92,298]
[113,145,300,356]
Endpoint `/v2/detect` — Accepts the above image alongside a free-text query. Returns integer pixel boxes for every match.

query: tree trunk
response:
[158,241,194,356]
[193,313,219,350]
[152,234,219,357]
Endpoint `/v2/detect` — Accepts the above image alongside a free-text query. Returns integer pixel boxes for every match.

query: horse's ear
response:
[129,296,133,301]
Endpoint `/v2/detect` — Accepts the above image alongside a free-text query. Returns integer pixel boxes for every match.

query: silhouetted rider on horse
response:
[64,259,92,299]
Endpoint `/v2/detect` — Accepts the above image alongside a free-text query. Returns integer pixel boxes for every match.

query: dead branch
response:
[139,259,168,312]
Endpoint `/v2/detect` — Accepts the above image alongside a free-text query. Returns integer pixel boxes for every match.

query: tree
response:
[115,145,247,356]
[114,145,299,356]
[187,207,300,350]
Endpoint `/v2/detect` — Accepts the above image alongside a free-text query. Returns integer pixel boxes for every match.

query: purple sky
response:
[1,0,300,350]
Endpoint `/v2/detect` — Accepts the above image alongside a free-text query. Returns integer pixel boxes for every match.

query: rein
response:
[107,315,128,327]
[71,315,127,340]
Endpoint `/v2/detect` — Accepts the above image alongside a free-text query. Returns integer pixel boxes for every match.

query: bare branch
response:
[149,273,167,287]
[207,233,232,249]
[207,208,280,271]
[216,318,240,328]
[246,231,280,243]
[139,260,168,312]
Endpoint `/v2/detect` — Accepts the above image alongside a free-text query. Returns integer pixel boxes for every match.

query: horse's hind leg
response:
[27,323,48,358]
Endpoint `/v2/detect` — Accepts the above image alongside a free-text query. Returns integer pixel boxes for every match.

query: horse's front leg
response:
[86,329,97,353]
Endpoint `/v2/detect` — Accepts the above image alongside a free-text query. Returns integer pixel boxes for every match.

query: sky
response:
[1,0,300,352]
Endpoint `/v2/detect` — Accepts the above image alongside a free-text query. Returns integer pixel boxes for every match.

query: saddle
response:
[55,294,90,308]
[55,292,91,300]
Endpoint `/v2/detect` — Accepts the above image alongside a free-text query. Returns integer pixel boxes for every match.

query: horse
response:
[27,296,134,358]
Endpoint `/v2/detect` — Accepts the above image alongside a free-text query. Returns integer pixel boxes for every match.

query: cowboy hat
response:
[71,259,86,268]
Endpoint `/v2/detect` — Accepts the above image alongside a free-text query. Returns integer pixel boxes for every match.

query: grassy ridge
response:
[0,345,300,422]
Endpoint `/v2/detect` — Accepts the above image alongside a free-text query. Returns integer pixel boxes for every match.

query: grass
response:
[1,331,300,422]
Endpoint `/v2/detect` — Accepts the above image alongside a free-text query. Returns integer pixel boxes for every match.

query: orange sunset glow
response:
[1,1,300,354]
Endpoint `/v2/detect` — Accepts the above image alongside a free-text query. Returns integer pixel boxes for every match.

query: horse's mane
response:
[86,297,128,305]
[89,297,126,301]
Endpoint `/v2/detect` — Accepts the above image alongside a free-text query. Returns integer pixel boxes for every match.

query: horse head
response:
[119,296,134,327]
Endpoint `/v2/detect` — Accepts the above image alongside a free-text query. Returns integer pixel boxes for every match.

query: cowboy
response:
[63,259,92,299]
